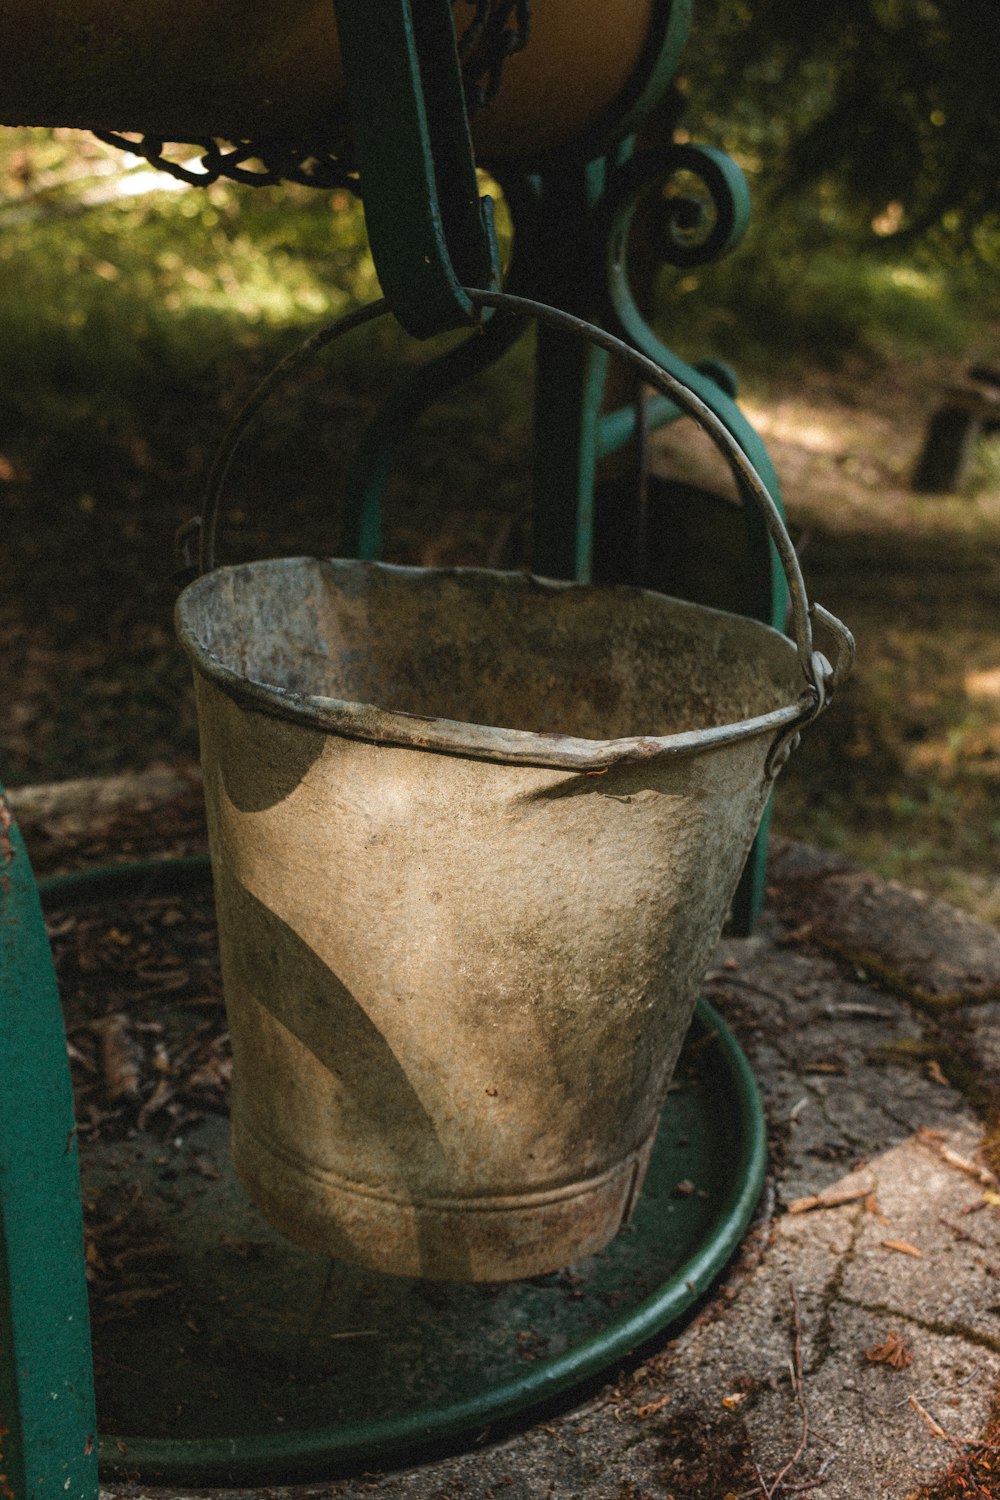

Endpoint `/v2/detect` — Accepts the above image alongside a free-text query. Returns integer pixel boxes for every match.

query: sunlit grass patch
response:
[661,215,975,375]
[775,611,1000,925]
[0,128,381,458]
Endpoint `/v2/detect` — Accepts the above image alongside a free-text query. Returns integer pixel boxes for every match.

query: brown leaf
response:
[186,1054,232,1090]
[635,1393,671,1418]
[881,1238,923,1258]
[191,1154,222,1180]
[865,1330,913,1369]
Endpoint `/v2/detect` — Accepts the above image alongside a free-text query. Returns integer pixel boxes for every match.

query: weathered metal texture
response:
[0,0,678,167]
[0,788,99,1500]
[177,559,809,1281]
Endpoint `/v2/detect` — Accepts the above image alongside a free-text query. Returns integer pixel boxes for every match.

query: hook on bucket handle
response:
[194,287,854,726]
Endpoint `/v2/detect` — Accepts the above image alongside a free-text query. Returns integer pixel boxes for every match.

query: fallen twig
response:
[880,1238,923,1258]
[908,1391,1000,1500]
[916,1129,999,1191]
[769,1287,810,1498]
[939,1215,988,1247]
[910,1394,949,1443]
[787,1185,871,1215]
[741,1286,818,1500]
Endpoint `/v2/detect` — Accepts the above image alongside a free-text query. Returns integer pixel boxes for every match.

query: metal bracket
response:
[332,0,500,337]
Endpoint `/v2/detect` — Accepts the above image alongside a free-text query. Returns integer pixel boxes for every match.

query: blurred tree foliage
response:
[682,0,1000,253]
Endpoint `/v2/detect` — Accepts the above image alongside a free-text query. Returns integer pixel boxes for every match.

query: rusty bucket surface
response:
[176,290,852,1281]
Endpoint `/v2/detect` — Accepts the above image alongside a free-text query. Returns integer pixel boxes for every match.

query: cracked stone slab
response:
[840,1124,1000,1348]
[85,838,1000,1500]
[705,916,971,1208]
[962,997,1000,1098]
[768,835,1000,1006]
[676,1133,1000,1500]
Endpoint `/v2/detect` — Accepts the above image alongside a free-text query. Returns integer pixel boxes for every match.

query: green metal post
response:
[528,161,610,582]
[531,329,608,581]
[0,789,98,1500]
[341,311,530,560]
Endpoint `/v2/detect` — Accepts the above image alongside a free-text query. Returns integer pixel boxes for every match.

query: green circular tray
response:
[42,858,766,1488]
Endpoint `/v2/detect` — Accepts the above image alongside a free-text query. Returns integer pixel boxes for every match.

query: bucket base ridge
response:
[231,1118,658,1282]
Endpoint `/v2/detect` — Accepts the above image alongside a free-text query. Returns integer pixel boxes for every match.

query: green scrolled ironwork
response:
[606,141,753,270]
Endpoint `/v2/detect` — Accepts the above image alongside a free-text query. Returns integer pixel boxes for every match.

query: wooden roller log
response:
[0,0,659,164]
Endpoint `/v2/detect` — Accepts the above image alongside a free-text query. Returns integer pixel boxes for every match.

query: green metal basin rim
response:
[99,996,765,1486]
[176,560,816,773]
[38,857,766,1487]
[41,858,767,1488]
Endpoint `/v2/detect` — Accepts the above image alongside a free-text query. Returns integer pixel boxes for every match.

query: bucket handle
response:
[197,288,854,728]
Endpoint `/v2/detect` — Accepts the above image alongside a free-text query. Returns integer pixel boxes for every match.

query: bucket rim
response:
[176,557,816,771]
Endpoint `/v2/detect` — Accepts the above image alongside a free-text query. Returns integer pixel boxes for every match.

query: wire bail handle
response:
[195,288,854,728]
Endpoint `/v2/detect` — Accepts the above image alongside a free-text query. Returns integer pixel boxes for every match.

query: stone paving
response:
[15,777,995,1500]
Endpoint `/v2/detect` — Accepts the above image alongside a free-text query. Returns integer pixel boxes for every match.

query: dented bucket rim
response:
[176,556,817,773]
[182,287,854,773]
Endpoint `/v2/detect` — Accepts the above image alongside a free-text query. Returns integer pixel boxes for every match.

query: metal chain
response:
[92,133,360,192]
[459,0,532,111]
[94,2,531,192]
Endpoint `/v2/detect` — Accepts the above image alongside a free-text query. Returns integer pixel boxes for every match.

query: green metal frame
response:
[341,307,530,559]
[0,789,99,1500]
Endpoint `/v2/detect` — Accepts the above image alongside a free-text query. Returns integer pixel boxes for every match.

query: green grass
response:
[0,130,411,505]
[658,215,977,376]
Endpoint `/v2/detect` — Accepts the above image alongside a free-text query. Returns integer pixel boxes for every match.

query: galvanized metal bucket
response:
[176,291,853,1281]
